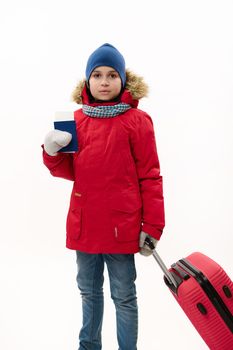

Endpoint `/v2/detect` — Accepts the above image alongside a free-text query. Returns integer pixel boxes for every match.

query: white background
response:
[0,0,232,349]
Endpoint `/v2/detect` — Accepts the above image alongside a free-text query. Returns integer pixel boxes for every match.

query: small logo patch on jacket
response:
[115,227,118,237]
[74,192,82,197]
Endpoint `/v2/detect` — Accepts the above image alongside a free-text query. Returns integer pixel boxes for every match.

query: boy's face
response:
[89,66,122,101]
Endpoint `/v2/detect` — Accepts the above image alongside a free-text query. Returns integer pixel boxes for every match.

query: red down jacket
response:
[42,70,165,253]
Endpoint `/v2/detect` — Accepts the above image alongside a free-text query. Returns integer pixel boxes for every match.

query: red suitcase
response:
[145,238,233,349]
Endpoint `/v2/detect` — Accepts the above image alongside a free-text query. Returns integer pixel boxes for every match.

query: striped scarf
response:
[82,103,131,118]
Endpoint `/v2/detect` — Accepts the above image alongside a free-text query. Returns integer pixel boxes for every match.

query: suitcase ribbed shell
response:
[171,252,233,350]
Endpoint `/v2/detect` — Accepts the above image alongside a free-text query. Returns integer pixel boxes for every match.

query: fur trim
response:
[71,69,148,104]
[125,70,149,100]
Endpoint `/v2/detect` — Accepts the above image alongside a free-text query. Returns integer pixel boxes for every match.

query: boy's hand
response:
[139,231,158,256]
[44,130,72,156]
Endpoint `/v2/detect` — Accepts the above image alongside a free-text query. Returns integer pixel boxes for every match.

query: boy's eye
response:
[91,72,119,79]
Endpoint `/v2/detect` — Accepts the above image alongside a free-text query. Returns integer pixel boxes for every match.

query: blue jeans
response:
[76,252,138,350]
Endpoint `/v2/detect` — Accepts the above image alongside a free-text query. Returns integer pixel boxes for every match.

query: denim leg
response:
[104,254,138,350]
[76,252,104,350]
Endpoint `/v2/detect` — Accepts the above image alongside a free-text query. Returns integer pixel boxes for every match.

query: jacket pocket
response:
[111,200,142,242]
[66,207,82,240]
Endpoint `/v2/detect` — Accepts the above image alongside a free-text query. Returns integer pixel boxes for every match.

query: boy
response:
[42,43,165,350]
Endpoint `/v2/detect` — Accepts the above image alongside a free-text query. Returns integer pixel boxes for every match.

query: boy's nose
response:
[101,78,109,85]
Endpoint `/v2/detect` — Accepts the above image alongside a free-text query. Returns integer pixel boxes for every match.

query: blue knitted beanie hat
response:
[85,43,126,87]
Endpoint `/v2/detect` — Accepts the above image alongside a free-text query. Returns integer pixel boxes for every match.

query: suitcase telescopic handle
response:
[145,237,178,288]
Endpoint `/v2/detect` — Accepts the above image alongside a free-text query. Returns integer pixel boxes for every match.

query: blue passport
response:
[54,120,78,153]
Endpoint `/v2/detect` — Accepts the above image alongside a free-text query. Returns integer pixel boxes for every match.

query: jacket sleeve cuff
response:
[141,223,163,240]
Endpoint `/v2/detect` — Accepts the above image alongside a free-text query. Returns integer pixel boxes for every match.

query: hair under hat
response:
[85,43,126,86]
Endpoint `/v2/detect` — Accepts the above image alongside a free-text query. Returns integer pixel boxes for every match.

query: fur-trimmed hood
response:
[71,69,149,105]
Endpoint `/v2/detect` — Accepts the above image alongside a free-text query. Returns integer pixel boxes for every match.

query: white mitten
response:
[139,231,158,256]
[44,130,72,156]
